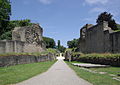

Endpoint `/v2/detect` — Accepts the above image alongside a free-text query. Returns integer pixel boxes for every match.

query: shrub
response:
[76,53,120,66]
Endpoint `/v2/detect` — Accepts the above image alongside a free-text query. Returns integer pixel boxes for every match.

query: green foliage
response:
[79,53,120,58]
[58,45,66,53]
[47,48,59,54]
[57,40,60,49]
[72,52,83,57]
[55,40,66,52]
[97,12,112,23]
[96,12,117,30]
[43,37,56,48]
[0,61,56,85]
[0,31,12,40]
[0,0,11,34]
[65,48,72,52]
[67,38,79,48]
[73,53,120,66]
[10,19,33,27]
[117,24,120,30]
[0,19,33,40]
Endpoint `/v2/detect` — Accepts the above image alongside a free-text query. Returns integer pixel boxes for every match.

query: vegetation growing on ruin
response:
[0,48,59,57]
[66,61,120,85]
[0,61,56,85]
[0,19,34,40]
[96,12,117,30]
[70,53,120,66]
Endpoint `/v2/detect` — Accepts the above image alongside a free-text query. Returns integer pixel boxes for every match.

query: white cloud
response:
[83,17,94,22]
[90,7,106,13]
[85,0,109,5]
[38,0,52,4]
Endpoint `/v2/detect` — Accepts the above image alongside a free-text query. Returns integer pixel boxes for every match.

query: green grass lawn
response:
[0,61,56,85]
[66,61,120,85]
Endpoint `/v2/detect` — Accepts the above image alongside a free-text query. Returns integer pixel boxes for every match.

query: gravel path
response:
[16,60,92,85]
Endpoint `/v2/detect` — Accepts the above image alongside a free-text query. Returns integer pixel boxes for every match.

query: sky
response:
[11,0,120,47]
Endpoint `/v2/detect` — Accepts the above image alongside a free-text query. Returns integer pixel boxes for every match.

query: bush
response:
[0,31,12,40]
[76,53,120,66]
[43,37,56,48]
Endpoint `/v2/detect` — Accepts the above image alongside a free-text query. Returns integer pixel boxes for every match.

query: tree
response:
[67,38,79,48]
[0,19,33,40]
[96,12,117,30]
[58,45,66,52]
[117,24,120,30]
[0,0,11,34]
[57,40,60,49]
[56,40,66,52]
[43,37,56,48]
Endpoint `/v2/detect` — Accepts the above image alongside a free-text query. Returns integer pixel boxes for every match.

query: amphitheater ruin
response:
[78,21,120,53]
[0,24,46,53]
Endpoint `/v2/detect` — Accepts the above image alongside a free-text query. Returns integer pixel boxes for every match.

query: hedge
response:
[72,53,120,66]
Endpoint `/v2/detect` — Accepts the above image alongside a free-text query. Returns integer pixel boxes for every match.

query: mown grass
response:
[0,61,56,85]
[66,61,120,85]
[90,67,120,76]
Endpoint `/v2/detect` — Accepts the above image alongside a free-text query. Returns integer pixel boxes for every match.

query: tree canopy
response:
[67,38,79,48]
[43,37,56,48]
[96,12,117,30]
[56,40,66,52]
[0,19,33,40]
[0,0,11,34]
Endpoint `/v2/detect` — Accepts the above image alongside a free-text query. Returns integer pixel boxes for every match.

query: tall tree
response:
[0,0,11,34]
[57,40,60,49]
[96,12,117,30]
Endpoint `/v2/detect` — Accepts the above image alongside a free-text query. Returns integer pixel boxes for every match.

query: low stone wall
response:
[0,54,55,67]
[0,40,25,53]
[0,40,45,53]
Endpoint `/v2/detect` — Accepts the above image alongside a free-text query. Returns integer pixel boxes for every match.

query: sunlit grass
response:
[0,61,56,85]
[66,61,120,85]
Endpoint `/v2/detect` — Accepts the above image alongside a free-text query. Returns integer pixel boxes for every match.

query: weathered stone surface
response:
[12,24,43,44]
[0,40,25,53]
[78,21,120,53]
[0,54,55,67]
[65,50,72,62]
[0,24,46,53]
[72,63,110,68]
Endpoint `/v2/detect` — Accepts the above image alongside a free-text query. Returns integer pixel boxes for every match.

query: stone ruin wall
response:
[110,32,120,53]
[0,40,25,53]
[79,21,120,53]
[0,24,46,54]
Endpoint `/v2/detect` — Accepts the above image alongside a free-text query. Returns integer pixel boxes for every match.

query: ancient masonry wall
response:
[0,40,24,53]
[110,31,120,53]
[0,24,46,53]
[79,21,120,53]
[0,53,55,67]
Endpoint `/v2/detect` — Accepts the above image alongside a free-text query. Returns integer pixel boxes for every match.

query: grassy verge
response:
[66,61,120,85]
[0,61,56,85]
